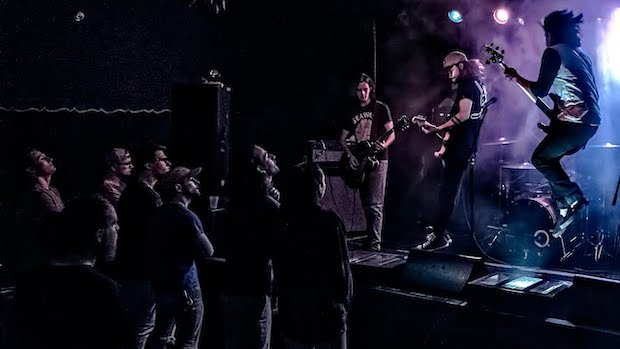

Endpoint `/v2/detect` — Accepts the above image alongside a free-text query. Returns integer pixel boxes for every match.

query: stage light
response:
[612,8,620,22]
[493,8,509,25]
[448,10,463,23]
[601,7,620,82]
[517,17,524,25]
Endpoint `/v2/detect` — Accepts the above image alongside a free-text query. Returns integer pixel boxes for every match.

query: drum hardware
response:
[481,196,589,266]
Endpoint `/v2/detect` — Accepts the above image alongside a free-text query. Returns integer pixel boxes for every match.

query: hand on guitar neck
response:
[484,43,568,133]
[409,115,450,158]
[421,121,450,158]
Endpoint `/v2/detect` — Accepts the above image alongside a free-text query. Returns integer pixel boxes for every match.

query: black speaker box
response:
[171,83,231,197]
[566,274,620,331]
[399,249,487,296]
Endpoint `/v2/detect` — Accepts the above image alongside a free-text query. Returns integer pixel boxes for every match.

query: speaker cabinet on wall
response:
[320,173,366,233]
[171,82,231,197]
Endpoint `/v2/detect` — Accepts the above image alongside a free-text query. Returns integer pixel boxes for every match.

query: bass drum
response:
[486,196,561,267]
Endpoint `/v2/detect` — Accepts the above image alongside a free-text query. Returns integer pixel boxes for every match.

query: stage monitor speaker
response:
[400,249,487,296]
[320,173,366,233]
[171,82,231,197]
[566,274,620,331]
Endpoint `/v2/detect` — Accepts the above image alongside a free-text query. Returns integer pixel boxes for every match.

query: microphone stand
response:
[612,176,620,206]
[469,97,497,254]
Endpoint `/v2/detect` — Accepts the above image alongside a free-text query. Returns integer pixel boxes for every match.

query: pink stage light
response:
[493,9,509,25]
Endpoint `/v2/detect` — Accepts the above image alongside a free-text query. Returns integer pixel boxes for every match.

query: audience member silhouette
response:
[221,143,280,349]
[275,162,353,349]
[149,166,214,349]
[14,195,128,349]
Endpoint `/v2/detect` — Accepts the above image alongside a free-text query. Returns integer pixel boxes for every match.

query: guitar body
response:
[338,114,415,189]
[340,141,379,189]
[538,94,562,133]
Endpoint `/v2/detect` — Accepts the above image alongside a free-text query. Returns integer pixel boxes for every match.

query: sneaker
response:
[553,196,589,237]
[414,232,452,251]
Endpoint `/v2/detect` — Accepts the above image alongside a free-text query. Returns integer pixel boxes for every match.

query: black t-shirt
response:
[343,100,393,160]
[115,179,162,280]
[274,206,353,341]
[224,193,280,297]
[446,78,488,154]
[15,265,128,349]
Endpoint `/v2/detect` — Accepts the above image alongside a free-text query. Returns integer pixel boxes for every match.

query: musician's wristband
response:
[449,116,461,125]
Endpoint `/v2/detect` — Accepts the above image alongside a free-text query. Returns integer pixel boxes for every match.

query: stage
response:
[347,245,620,348]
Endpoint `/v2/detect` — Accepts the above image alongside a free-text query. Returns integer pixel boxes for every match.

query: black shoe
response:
[414,232,452,251]
[553,196,589,237]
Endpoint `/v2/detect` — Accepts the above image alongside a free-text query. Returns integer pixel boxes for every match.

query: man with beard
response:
[149,166,214,349]
[15,195,128,349]
[415,51,488,251]
[101,148,134,207]
[221,143,281,349]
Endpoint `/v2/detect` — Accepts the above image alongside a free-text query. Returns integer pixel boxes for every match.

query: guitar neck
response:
[376,128,394,144]
[500,62,554,118]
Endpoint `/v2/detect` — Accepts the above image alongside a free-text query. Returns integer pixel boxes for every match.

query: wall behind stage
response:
[0,0,395,159]
[1,0,215,109]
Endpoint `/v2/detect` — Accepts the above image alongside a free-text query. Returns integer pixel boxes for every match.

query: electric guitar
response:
[484,43,561,133]
[340,115,414,188]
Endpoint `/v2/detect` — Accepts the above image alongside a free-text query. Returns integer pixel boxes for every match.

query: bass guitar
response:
[409,114,450,158]
[484,43,561,133]
[340,115,413,188]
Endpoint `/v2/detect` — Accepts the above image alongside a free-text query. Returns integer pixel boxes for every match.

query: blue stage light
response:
[448,10,463,24]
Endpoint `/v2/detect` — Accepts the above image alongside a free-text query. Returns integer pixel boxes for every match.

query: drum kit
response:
[475,139,620,268]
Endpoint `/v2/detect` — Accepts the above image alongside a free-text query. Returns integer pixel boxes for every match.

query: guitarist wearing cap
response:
[340,73,395,252]
[415,51,488,251]
[503,10,600,233]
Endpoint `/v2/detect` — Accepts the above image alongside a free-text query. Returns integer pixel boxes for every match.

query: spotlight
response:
[448,9,463,23]
[493,8,509,25]
[612,8,620,22]
[517,17,524,25]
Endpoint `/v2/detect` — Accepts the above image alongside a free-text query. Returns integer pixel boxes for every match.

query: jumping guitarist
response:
[503,10,600,233]
[340,73,395,252]
[415,51,488,251]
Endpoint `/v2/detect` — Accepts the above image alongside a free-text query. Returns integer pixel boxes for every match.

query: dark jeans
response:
[283,332,347,349]
[531,123,598,207]
[220,294,272,349]
[150,287,204,349]
[433,149,473,236]
[360,160,388,249]
[120,279,156,349]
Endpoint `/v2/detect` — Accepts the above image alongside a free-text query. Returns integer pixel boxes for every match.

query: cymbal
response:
[502,162,536,170]
[586,143,619,149]
[481,139,518,146]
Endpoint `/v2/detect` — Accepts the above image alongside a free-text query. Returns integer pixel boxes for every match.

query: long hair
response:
[543,9,583,48]
[460,59,485,81]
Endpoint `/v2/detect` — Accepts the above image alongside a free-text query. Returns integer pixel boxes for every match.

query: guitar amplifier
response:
[306,140,344,173]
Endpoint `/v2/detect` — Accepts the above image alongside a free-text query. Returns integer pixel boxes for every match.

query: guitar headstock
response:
[395,114,427,131]
[484,43,505,65]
